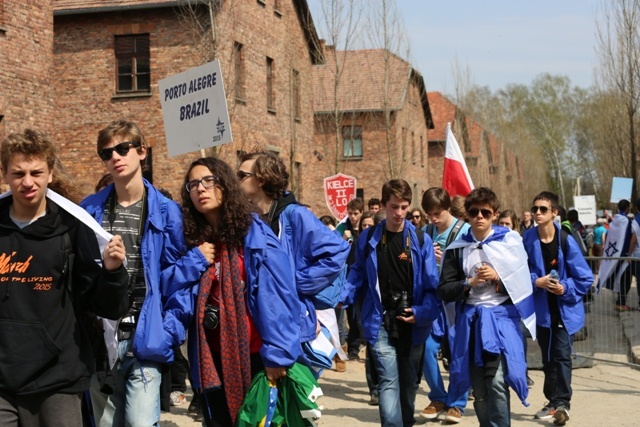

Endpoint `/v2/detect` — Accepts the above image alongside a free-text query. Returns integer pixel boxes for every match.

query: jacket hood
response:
[0,197,71,239]
[268,192,298,235]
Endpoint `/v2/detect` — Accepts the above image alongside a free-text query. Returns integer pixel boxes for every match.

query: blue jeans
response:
[371,326,424,427]
[537,324,572,408]
[90,339,162,427]
[423,332,467,410]
[470,354,510,427]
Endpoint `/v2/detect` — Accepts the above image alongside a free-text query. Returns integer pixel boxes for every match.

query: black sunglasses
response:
[98,141,140,161]
[531,205,550,214]
[237,170,254,181]
[467,208,493,219]
[412,215,421,219]
[185,175,218,193]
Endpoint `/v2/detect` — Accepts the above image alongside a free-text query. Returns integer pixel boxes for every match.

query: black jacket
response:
[0,198,129,395]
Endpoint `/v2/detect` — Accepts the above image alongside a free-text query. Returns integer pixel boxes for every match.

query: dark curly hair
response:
[181,157,253,248]
[238,151,289,199]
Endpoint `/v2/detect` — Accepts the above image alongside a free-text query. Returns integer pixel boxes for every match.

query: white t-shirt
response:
[462,230,510,307]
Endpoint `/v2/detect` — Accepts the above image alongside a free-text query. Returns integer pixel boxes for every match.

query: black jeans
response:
[537,323,573,408]
[0,391,82,427]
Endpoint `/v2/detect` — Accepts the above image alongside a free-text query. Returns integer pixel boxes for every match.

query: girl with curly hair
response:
[181,157,301,427]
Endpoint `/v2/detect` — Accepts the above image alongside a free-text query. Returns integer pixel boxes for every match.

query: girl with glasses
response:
[180,157,301,427]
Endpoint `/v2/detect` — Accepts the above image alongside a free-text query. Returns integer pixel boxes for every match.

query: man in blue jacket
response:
[523,191,593,426]
[344,179,439,427]
[237,151,350,347]
[82,120,213,427]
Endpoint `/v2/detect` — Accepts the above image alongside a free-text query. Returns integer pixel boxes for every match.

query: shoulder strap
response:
[560,227,569,255]
[425,224,436,240]
[364,224,378,259]
[61,231,75,297]
[445,219,465,248]
[415,228,424,248]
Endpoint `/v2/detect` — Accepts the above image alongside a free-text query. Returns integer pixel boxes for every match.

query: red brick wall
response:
[0,1,55,140]
[308,78,431,216]
[53,1,316,199]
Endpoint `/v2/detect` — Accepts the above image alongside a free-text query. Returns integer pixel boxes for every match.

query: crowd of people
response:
[5,121,638,427]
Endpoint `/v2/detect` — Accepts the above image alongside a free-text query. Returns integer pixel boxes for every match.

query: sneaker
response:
[444,407,463,423]
[553,405,570,425]
[187,397,201,415]
[467,387,474,401]
[170,391,186,406]
[534,402,556,419]
[419,401,446,420]
[368,393,379,406]
[527,373,534,388]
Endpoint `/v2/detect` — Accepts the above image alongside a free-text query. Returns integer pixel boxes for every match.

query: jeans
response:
[470,354,510,427]
[365,343,379,397]
[335,307,347,346]
[537,323,573,408]
[371,326,424,427]
[90,339,162,427]
[423,333,467,410]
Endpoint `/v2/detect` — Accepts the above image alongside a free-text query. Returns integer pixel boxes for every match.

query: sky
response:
[308,1,603,94]
[396,1,601,93]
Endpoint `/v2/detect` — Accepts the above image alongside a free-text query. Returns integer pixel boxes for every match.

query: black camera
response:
[203,304,220,330]
[394,291,412,318]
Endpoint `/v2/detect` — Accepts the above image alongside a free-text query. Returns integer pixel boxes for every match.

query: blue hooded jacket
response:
[343,220,440,345]
[522,222,593,335]
[278,204,350,342]
[81,179,209,363]
[188,216,302,389]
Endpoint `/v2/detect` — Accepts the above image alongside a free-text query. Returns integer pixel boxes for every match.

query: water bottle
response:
[550,269,559,281]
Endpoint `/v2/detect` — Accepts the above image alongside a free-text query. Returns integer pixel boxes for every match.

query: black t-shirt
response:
[540,231,561,323]
[377,229,413,310]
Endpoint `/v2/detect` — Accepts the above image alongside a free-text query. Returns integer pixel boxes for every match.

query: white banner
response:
[573,195,597,226]
[159,60,232,157]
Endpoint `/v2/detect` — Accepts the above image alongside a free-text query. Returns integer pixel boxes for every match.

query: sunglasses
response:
[531,205,551,214]
[237,170,254,181]
[412,215,421,219]
[185,175,218,193]
[467,208,494,219]
[98,141,140,161]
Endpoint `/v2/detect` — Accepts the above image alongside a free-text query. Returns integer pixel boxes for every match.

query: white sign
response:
[610,177,633,203]
[573,195,597,226]
[159,60,232,157]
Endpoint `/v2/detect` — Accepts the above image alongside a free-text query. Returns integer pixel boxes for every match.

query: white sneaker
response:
[170,391,186,406]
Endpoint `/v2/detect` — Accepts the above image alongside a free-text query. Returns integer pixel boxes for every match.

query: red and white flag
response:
[442,122,474,197]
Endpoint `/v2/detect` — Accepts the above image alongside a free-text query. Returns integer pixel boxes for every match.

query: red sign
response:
[324,173,357,220]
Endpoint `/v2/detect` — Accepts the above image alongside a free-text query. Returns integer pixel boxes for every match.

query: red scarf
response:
[197,244,251,423]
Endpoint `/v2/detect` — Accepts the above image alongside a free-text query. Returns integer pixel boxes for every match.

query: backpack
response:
[425,219,465,249]
[561,224,587,256]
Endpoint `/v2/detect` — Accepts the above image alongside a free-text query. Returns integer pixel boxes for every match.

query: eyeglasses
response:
[97,141,140,161]
[237,170,253,181]
[185,175,218,192]
[467,208,493,219]
[531,205,550,214]
[412,215,421,219]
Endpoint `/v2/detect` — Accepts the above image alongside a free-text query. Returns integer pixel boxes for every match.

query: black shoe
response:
[188,398,201,415]
[348,352,360,361]
[368,394,379,406]
[527,374,534,388]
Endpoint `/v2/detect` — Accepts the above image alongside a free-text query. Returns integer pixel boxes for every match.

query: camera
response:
[393,291,412,318]
[203,304,220,330]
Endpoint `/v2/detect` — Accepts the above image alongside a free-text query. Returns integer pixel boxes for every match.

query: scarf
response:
[197,244,251,423]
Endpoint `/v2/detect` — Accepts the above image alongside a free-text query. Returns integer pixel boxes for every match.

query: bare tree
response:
[595,0,640,199]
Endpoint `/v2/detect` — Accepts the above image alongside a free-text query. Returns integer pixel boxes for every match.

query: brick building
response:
[310,48,434,214]
[427,91,525,213]
[0,1,56,141]
[49,0,322,199]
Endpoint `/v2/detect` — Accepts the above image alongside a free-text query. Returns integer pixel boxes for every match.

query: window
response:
[274,0,283,16]
[401,127,407,162]
[420,135,424,166]
[266,57,275,112]
[342,125,362,158]
[115,34,150,93]
[292,69,300,120]
[0,0,5,32]
[234,42,246,102]
[411,131,415,164]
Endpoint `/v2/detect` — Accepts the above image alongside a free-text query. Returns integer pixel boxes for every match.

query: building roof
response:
[314,48,431,125]
[53,0,184,13]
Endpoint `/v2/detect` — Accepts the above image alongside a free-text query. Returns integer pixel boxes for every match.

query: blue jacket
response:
[188,216,302,389]
[278,204,350,342]
[81,179,209,363]
[343,220,440,345]
[522,223,593,335]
